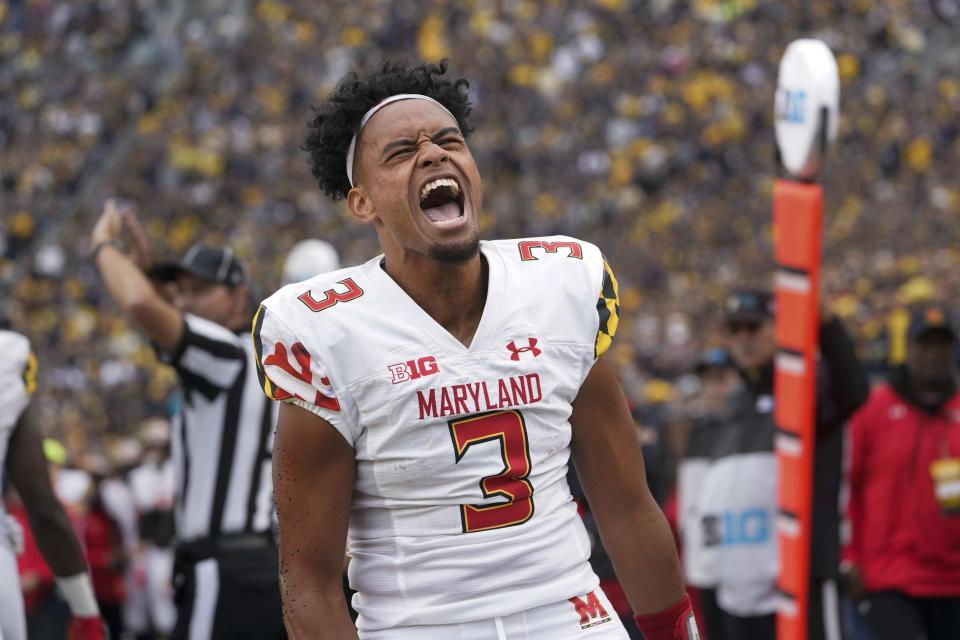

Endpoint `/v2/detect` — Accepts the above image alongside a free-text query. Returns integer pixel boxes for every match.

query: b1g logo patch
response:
[388,356,439,384]
[569,592,613,630]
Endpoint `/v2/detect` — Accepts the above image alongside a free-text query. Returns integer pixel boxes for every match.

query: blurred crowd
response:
[3,1,960,637]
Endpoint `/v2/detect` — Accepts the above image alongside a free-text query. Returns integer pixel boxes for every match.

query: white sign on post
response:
[774,39,840,181]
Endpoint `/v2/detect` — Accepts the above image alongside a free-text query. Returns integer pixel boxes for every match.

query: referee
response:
[91,200,285,639]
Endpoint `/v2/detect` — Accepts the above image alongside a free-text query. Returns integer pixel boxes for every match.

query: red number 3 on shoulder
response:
[298,278,364,312]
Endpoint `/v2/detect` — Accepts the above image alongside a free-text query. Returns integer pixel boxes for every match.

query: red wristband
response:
[633,594,699,640]
[68,616,106,640]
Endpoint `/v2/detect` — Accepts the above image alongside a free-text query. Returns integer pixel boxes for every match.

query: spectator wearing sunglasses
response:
[691,289,868,640]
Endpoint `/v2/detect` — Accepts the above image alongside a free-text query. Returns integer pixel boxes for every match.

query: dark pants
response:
[861,591,960,640]
[718,579,842,640]
[172,537,285,640]
[99,600,123,639]
[26,593,70,640]
[697,587,732,640]
[719,610,777,640]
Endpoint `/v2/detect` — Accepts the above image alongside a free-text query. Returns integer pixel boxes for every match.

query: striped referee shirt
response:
[161,313,277,543]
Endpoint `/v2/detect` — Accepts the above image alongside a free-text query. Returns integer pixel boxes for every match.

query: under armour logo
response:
[507,338,541,360]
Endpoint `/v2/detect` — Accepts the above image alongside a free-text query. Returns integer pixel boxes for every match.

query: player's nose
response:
[417,141,449,168]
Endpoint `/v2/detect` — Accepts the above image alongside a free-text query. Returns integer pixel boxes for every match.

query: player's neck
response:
[382,252,487,348]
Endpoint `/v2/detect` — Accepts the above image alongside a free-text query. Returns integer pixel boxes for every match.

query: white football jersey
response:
[254,236,621,631]
[0,330,37,518]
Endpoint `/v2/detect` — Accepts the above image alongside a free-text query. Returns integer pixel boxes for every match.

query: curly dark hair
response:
[303,60,475,200]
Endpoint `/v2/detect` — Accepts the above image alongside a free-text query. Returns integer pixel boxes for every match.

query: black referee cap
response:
[152,243,247,287]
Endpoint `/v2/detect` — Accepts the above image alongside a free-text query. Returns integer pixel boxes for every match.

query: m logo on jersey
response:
[568,592,612,629]
[388,356,439,384]
[518,239,583,261]
[507,338,541,361]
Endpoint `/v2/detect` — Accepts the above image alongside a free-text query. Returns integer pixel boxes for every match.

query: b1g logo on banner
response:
[776,90,806,125]
[701,509,772,547]
[773,39,839,181]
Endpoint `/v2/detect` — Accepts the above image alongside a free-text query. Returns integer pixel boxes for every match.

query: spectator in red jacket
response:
[79,455,128,639]
[843,305,960,640]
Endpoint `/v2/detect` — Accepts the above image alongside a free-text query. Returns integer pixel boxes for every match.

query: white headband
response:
[345,94,456,188]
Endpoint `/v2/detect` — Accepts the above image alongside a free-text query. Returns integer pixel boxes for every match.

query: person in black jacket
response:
[697,289,869,640]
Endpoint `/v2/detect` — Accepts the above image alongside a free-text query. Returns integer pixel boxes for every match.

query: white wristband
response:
[55,573,100,617]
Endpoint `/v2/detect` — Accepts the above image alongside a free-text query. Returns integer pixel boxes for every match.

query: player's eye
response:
[438,138,461,148]
[385,147,414,162]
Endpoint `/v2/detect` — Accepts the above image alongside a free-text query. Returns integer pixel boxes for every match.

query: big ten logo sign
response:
[388,356,439,384]
[702,509,771,547]
[776,89,806,124]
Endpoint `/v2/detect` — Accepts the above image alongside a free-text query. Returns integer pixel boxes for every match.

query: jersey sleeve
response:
[0,331,36,429]
[252,303,359,446]
[593,255,621,359]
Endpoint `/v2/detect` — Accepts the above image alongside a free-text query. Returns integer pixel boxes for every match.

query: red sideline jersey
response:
[844,382,960,596]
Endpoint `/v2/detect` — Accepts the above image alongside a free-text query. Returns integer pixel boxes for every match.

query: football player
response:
[254,61,697,639]
[0,328,105,640]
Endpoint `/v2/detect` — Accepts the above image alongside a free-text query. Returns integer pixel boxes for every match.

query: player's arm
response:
[91,199,183,353]
[570,353,694,639]
[272,402,357,639]
[5,407,105,638]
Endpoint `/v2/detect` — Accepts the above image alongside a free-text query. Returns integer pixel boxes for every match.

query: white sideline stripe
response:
[776,352,807,376]
[776,433,803,458]
[776,271,811,293]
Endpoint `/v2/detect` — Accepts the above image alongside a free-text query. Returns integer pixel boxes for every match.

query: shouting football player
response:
[254,61,695,640]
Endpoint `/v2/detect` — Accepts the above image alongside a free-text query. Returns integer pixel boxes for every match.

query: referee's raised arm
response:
[91,199,183,352]
[90,199,286,640]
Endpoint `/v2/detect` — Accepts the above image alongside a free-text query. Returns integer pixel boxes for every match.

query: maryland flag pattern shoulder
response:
[595,256,620,359]
[251,304,278,401]
[0,330,36,430]
[251,304,339,409]
[22,349,38,396]
[0,330,36,395]
[497,236,621,361]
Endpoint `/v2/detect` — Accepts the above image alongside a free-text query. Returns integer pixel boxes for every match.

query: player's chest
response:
[347,333,590,455]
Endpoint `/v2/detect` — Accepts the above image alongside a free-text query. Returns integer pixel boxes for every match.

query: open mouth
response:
[418,177,465,225]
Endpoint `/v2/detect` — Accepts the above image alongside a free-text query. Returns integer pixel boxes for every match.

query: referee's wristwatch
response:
[90,239,124,260]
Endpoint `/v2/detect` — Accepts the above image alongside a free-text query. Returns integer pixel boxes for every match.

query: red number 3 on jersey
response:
[449,410,534,533]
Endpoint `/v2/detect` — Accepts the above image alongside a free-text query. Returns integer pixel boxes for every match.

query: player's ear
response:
[347,187,377,225]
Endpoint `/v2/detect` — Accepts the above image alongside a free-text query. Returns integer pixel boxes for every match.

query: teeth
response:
[420,178,460,201]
